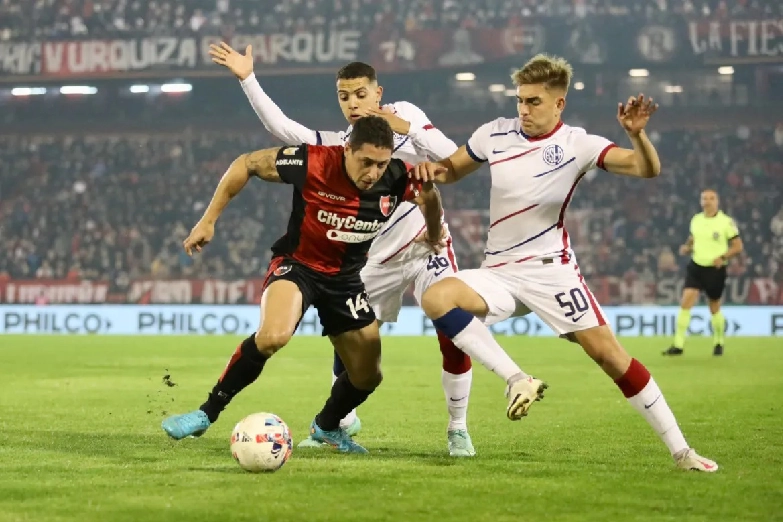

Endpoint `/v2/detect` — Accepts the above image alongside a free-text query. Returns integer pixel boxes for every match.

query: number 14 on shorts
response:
[555,288,590,322]
[346,292,371,320]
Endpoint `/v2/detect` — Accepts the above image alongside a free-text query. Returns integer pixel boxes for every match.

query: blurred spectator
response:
[2,0,782,41]
[1,125,780,282]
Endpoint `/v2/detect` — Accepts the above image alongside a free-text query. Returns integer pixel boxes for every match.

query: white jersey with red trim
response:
[317,101,457,264]
[466,118,615,267]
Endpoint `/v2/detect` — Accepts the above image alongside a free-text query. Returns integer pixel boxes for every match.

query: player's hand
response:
[679,244,691,256]
[183,221,215,256]
[415,223,448,254]
[411,161,448,183]
[357,106,411,135]
[617,94,658,136]
[209,42,254,81]
[712,256,725,268]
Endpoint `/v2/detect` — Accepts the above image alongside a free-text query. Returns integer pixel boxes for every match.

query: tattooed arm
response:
[184,146,305,255]
[202,148,282,221]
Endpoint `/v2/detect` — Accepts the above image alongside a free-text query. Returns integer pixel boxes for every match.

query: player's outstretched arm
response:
[412,181,445,252]
[184,148,288,255]
[602,94,661,179]
[411,146,482,184]
[209,42,324,146]
[362,103,459,161]
[200,149,282,223]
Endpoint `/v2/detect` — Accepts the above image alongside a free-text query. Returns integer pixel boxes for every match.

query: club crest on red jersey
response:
[274,265,292,276]
[379,195,397,217]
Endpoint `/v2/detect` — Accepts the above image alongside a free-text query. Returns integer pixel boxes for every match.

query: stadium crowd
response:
[1,124,781,288]
[1,0,781,40]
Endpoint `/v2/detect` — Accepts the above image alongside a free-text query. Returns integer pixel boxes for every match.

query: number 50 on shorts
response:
[555,288,590,321]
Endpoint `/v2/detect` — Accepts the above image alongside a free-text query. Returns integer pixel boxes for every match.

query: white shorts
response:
[361,242,458,323]
[451,258,607,335]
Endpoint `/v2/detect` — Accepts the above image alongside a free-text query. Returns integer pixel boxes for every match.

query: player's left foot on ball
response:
[309,420,368,454]
[161,410,211,440]
[713,344,724,356]
[447,429,476,457]
[506,376,548,421]
[674,448,718,472]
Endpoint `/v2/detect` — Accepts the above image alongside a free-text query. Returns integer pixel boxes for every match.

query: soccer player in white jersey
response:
[209,42,475,456]
[412,54,718,472]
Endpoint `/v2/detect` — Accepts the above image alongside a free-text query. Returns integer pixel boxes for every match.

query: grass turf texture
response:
[0,335,781,522]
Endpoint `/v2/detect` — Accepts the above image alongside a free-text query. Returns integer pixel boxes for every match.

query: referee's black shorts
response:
[684,260,727,301]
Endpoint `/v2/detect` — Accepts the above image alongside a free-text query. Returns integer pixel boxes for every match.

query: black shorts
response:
[261,257,376,337]
[684,260,727,301]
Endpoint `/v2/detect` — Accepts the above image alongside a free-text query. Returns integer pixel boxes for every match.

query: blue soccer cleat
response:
[309,419,368,454]
[298,417,362,449]
[161,410,211,440]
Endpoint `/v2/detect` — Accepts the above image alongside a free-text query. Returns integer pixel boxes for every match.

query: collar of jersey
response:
[519,120,564,142]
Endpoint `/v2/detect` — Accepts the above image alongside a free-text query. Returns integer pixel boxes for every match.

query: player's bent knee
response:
[254,329,293,356]
[421,280,455,318]
[680,288,698,309]
[350,368,383,391]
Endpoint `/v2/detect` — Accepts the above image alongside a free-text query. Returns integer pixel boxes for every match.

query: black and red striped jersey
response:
[271,145,422,275]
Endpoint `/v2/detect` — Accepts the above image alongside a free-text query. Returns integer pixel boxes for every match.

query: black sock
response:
[314,372,374,431]
[199,335,268,423]
[332,350,346,376]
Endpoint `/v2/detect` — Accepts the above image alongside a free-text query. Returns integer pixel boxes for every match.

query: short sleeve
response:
[465,121,495,163]
[576,133,617,172]
[315,130,345,146]
[275,145,308,189]
[725,216,740,240]
[390,101,431,128]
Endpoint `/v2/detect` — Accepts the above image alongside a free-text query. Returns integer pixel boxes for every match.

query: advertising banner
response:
[1,305,781,337]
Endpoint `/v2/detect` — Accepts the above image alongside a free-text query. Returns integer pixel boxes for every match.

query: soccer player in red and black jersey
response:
[161,116,443,453]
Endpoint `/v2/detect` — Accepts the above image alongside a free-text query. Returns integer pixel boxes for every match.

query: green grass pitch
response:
[0,335,781,522]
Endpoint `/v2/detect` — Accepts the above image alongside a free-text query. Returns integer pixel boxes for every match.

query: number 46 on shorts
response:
[346,292,371,320]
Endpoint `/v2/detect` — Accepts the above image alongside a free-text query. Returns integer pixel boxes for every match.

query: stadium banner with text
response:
[1,305,782,337]
[0,27,544,79]
[3,277,781,305]
[687,18,783,64]
[1,19,781,78]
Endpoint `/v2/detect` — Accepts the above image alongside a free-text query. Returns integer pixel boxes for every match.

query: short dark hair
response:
[348,116,394,151]
[336,62,377,83]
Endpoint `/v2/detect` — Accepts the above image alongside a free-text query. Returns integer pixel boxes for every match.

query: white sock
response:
[331,372,358,429]
[451,318,526,382]
[626,378,689,456]
[442,369,471,431]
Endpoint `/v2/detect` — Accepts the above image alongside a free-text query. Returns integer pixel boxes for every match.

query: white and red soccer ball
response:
[230,412,293,472]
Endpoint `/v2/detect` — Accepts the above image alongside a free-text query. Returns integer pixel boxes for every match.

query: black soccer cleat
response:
[713,344,724,356]
[662,346,684,356]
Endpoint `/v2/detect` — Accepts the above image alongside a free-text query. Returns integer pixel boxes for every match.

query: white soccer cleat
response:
[505,376,548,421]
[674,448,719,472]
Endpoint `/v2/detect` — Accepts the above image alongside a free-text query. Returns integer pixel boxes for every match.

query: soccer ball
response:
[230,412,293,473]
